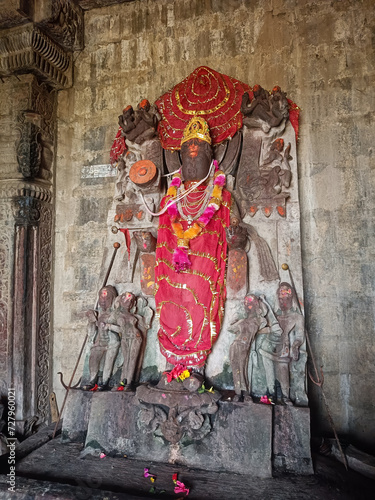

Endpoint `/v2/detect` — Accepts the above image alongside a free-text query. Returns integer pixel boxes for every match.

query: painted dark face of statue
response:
[278,285,293,311]
[244,295,260,316]
[120,292,135,311]
[180,139,212,182]
[98,287,114,310]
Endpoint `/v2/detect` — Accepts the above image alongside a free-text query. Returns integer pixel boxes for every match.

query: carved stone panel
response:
[227,249,248,299]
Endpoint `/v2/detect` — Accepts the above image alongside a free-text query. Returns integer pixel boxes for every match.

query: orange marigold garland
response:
[166,161,225,272]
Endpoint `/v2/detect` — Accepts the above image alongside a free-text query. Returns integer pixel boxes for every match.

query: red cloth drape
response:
[155,189,231,367]
[156,66,252,150]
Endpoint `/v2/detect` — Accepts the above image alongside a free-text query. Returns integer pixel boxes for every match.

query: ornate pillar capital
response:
[0,23,73,89]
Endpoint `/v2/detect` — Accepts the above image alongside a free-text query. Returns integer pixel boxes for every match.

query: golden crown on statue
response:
[181,116,212,146]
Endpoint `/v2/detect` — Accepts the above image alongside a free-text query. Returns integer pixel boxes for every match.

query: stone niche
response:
[62,67,312,476]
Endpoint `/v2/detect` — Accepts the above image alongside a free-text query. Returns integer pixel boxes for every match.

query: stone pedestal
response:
[62,390,273,478]
[273,405,313,475]
[61,390,93,444]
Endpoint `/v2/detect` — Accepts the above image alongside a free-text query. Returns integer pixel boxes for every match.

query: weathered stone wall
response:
[54,0,375,452]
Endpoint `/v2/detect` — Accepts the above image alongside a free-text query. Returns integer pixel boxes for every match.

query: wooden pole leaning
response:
[281,263,348,471]
[52,242,121,439]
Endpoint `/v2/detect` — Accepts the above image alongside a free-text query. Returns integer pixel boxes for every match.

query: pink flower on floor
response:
[260,395,272,405]
[144,468,156,481]
[174,480,189,495]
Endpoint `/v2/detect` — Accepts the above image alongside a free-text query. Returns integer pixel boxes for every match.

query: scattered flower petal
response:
[144,468,156,481]
[260,395,273,405]
[198,383,205,394]
[174,480,189,495]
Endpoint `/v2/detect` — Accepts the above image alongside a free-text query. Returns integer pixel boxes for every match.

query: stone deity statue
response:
[258,283,305,404]
[155,116,235,385]
[82,285,120,391]
[229,295,268,401]
[108,292,143,391]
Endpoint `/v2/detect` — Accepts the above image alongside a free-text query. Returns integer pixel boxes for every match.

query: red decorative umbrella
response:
[109,67,300,162]
[155,66,252,150]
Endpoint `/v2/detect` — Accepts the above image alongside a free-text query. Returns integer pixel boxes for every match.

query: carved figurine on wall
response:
[119,100,160,146]
[109,291,153,391]
[241,84,289,133]
[258,283,305,404]
[82,285,120,391]
[229,295,268,401]
[114,150,139,202]
[154,116,236,387]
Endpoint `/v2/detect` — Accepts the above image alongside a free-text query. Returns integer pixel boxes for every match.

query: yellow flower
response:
[212,184,222,199]
[167,185,177,197]
[179,370,191,381]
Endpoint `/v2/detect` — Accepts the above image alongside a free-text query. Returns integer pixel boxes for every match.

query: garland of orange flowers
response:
[164,162,226,272]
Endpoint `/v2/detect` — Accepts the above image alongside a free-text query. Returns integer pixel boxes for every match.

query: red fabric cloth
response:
[156,66,252,150]
[155,189,231,367]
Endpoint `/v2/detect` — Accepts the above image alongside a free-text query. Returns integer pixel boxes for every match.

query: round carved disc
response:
[129,160,157,187]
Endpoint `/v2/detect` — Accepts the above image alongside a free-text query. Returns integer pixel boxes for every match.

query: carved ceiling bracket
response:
[0,23,73,89]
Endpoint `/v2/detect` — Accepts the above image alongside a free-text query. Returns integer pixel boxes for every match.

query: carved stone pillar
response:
[0,74,56,431]
[12,196,53,425]
[0,0,83,431]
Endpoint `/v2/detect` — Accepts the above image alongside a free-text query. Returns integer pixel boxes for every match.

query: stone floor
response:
[0,433,374,499]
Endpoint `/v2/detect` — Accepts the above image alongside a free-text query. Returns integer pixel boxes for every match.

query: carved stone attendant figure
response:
[258,283,305,404]
[154,116,233,382]
[229,295,268,401]
[82,286,120,391]
[275,282,306,402]
[109,292,143,391]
